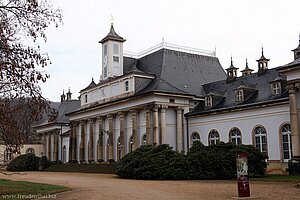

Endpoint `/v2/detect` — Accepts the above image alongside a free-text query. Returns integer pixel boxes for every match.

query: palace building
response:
[36,24,300,174]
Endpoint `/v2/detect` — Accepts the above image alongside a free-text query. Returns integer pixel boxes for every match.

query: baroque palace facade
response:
[36,24,300,174]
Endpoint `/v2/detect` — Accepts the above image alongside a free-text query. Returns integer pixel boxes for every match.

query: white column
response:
[85,121,89,162]
[289,84,300,159]
[153,105,159,145]
[176,107,183,152]
[160,105,168,144]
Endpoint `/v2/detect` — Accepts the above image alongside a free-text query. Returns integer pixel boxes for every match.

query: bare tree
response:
[0,0,62,153]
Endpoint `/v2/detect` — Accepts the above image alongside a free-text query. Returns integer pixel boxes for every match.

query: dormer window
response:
[205,96,212,107]
[236,90,244,102]
[125,81,129,92]
[271,82,281,95]
[85,94,88,103]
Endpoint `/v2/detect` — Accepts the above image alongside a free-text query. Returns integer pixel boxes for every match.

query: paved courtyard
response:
[0,172,299,200]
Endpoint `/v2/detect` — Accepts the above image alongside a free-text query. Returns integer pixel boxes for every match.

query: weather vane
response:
[110,15,114,25]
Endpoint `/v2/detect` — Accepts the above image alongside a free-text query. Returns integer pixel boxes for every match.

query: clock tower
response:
[99,23,126,80]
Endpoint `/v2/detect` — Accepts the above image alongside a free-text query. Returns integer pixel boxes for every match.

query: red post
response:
[236,152,250,197]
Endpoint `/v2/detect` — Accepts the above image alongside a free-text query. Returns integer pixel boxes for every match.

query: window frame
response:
[191,131,200,145]
[253,125,268,155]
[229,127,242,145]
[208,129,220,145]
[142,134,147,145]
[280,123,292,162]
[205,96,212,108]
[236,90,244,102]
[271,82,281,95]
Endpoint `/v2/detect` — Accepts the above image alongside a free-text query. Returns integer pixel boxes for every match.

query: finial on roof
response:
[68,87,70,93]
[62,89,65,95]
[246,58,248,67]
[230,56,233,66]
[261,47,264,56]
[298,33,300,45]
[110,15,114,26]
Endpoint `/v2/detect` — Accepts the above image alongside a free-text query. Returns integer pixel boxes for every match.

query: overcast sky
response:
[41,0,300,102]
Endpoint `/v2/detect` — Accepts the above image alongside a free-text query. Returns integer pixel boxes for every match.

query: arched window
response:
[26,148,35,155]
[129,136,134,152]
[142,134,147,145]
[254,126,267,154]
[191,132,200,145]
[281,124,292,161]
[62,146,67,163]
[229,128,242,145]
[117,137,122,161]
[209,129,220,145]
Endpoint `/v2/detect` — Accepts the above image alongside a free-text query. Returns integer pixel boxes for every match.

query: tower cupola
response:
[225,57,238,83]
[256,47,270,75]
[292,34,300,60]
[241,58,254,76]
[99,20,126,80]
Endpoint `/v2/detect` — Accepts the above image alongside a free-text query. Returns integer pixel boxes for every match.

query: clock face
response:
[103,56,108,65]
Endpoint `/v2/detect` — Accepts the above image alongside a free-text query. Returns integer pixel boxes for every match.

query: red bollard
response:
[236,152,250,197]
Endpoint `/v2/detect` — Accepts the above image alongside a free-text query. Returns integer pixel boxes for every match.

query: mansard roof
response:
[128,48,226,97]
[36,100,80,127]
[81,48,226,97]
[186,68,288,116]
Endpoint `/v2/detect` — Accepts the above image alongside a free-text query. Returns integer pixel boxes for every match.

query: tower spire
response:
[110,15,114,26]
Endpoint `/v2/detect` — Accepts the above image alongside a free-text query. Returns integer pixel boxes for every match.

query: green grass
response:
[45,163,117,174]
[252,174,300,182]
[0,179,69,200]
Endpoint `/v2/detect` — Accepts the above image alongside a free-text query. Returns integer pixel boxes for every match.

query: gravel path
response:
[1,172,299,200]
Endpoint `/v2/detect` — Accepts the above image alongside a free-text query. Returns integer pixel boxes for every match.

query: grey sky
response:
[41,0,300,101]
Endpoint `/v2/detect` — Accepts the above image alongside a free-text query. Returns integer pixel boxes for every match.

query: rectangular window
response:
[205,96,212,107]
[113,44,119,54]
[85,94,88,103]
[169,99,175,103]
[272,83,281,95]
[125,81,129,91]
[103,66,107,78]
[236,90,243,102]
[113,56,119,62]
[103,44,107,56]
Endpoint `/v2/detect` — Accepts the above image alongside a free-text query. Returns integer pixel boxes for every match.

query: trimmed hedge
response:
[116,144,188,179]
[116,142,268,180]
[6,155,59,171]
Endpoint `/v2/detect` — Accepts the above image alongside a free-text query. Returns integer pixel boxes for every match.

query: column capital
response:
[176,106,184,111]
[160,105,168,110]
[130,109,138,115]
[107,114,113,120]
[295,83,300,89]
[118,111,125,118]
[96,116,105,122]
[153,105,159,111]
[88,118,94,124]
[287,84,296,94]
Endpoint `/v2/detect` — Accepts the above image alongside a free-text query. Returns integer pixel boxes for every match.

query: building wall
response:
[0,144,43,165]
[188,103,290,162]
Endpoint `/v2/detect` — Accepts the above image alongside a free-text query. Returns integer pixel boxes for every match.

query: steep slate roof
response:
[36,100,80,127]
[81,78,96,92]
[186,68,288,116]
[99,24,126,43]
[132,48,226,97]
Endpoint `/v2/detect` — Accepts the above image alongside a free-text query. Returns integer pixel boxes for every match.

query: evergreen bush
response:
[116,142,268,180]
[7,154,40,171]
[116,144,189,179]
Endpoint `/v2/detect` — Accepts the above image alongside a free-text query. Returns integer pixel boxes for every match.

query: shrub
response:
[7,154,40,171]
[116,144,189,179]
[116,142,268,180]
[7,155,60,171]
[187,141,268,179]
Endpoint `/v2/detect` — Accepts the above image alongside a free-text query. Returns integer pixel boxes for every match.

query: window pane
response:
[282,135,288,142]
[284,152,290,159]
[113,44,119,54]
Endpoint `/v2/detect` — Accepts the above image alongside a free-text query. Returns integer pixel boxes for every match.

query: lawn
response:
[0,179,69,200]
